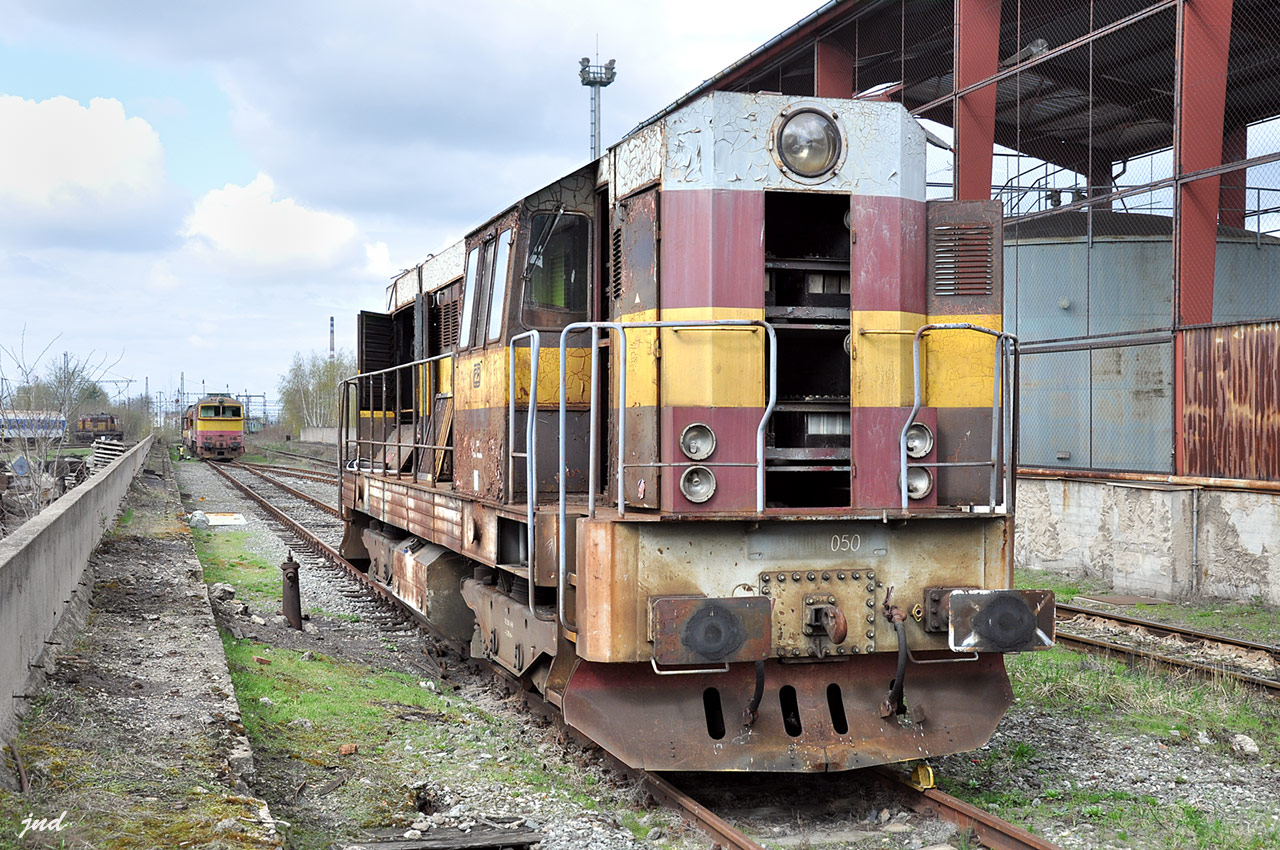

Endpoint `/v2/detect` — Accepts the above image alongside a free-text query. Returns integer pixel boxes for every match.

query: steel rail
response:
[203,460,446,642]
[262,446,338,467]
[639,773,768,850]
[878,768,1063,850]
[1054,630,1280,692]
[1057,602,1280,659]
[230,462,340,518]
[238,461,339,485]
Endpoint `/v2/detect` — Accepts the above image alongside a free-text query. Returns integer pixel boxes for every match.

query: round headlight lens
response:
[679,423,716,461]
[906,466,934,500]
[777,110,841,177]
[679,466,717,504]
[905,422,935,459]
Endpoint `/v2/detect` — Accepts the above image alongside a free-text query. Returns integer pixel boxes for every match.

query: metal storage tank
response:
[1004,211,1280,473]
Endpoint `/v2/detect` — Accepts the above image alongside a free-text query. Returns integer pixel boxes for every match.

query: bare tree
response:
[0,331,123,535]
[278,349,355,434]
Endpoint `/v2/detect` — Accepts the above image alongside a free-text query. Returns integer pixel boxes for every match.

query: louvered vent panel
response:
[610,228,624,300]
[932,223,995,297]
[439,297,460,349]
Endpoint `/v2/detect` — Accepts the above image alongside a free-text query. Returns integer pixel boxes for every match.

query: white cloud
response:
[0,94,165,206]
[364,241,393,276]
[183,172,358,265]
[0,94,181,248]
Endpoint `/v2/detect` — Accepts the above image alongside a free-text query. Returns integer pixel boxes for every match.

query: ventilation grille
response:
[931,222,995,297]
[610,228,624,300]
[436,295,460,350]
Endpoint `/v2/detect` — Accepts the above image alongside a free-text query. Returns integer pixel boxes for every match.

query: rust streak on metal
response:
[878,768,1063,850]
[640,772,767,850]
[1183,322,1280,483]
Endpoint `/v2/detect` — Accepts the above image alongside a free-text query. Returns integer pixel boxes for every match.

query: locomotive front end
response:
[340,91,1054,775]
[554,93,1054,771]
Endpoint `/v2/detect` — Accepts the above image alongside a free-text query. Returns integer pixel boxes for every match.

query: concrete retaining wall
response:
[299,427,337,444]
[0,437,154,754]
[1016,476,1280,604]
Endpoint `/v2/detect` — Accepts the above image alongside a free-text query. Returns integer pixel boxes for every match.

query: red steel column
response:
[953,0,1002,200]
[815,40,855,98]
[1218,124,1248,229]
[1174,0,1234,474]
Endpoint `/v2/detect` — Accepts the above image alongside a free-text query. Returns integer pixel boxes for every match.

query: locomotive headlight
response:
[680,466,717,503]
[679,423,717,460]
[906,466,934,500]
[904,422,935,459]
[777,109,841,177]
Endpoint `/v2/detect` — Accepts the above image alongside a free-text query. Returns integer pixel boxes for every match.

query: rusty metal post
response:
[280,552,302,630]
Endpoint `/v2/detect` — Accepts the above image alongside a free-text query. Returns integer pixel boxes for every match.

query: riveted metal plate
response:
[651,596,772,666]
[760,568,878,657]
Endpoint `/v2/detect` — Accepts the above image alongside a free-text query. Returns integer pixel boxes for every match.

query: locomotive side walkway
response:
[0,444,281,847]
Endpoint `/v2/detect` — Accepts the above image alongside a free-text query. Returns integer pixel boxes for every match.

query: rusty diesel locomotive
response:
[340,91,1054,772]
[183,395,245,461]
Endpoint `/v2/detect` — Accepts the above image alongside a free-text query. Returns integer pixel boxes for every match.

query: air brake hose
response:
[743,660,766,726]
[882,619,908,717]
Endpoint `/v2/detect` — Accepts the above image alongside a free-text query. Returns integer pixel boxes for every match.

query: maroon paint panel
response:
[935,406,1001,507]
[659,190,765,311]
[660,406,764,513]
[851,406,937,509]
[850,195,927,314]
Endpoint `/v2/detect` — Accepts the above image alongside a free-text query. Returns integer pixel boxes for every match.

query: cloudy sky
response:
[0,0,825,413]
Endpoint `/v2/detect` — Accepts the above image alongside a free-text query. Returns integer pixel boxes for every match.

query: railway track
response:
[238,460,339,485]
[262,446,338,467]
[201,460,1061,850]
[230,461,340,516]
[1055,602,1280,692]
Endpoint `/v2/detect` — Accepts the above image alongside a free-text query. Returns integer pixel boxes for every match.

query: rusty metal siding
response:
[1185,322,1280,482]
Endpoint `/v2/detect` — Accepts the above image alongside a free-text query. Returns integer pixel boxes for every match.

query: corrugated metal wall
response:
[1184,322,1280,482]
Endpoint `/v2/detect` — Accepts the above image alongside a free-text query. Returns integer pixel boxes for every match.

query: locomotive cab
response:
[341,91,1054,772]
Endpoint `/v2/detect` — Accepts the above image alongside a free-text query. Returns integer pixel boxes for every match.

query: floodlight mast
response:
[579,57,617,160]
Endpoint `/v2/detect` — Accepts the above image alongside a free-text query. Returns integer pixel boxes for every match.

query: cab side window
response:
[459,246,482,349]
[522,213,589,328]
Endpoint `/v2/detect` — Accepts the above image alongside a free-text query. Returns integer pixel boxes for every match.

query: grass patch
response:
[1013,568,1110,603]
[221,635,660,849]
[191,529,282,606]
[1006,647,1280,759]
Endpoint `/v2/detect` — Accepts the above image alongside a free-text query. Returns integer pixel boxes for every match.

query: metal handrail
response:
[339,353,453,485]
[556,319,778,632]
[507,331,552,621]
[899,324,1017,511]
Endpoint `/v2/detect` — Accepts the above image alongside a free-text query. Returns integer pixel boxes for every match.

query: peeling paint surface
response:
[659,92,925,200]
[612,123,662,200]
[1016,477,1280,605]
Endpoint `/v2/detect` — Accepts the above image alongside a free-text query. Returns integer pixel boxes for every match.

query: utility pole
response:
[579,56,617,160]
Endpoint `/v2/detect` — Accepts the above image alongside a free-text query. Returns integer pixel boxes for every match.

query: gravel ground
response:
[173,448,1280,849]
[175,455,706,850]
